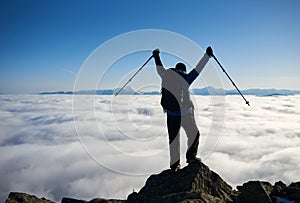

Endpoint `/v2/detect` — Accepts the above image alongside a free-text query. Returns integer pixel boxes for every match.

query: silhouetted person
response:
[153,47,213,172]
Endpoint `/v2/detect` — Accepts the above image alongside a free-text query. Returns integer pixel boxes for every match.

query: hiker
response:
[153,47,213,172]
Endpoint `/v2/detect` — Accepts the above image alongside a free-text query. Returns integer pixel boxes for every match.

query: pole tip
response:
[246,101,250,106]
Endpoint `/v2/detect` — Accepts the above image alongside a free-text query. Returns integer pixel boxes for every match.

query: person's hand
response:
[152,48,160,58]
[206,46,213,58]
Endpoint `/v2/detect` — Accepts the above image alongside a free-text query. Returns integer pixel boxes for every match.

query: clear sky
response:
[0,0,299,93]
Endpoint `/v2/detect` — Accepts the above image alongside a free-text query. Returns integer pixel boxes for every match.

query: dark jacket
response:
[154,53,210,115]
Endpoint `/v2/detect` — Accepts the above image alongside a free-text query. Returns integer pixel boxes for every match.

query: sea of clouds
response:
[0,94,300,202]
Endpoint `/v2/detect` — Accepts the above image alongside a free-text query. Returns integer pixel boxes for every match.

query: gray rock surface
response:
[127,162,237,203]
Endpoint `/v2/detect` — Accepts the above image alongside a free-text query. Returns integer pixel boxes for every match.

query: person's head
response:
[175,62,186,74]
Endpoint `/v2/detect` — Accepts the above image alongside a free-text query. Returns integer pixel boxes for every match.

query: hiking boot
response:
[187,157,202,164]
[170,164,181,172]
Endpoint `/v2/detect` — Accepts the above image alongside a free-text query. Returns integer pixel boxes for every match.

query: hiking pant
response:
[167,112,200,169]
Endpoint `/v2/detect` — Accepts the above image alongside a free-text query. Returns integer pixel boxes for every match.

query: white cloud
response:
[0,94,300,202]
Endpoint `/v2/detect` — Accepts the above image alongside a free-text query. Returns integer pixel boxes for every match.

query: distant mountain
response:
[237,88,300,96]
[39,86,300,96]
[191,86,225,95]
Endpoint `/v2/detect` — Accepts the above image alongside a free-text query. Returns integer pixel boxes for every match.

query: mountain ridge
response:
[39,86,300,96]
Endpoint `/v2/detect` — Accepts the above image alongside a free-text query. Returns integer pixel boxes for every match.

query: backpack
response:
[160,68,186,111]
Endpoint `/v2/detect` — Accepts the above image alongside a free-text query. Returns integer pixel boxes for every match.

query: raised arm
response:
[186,46,213,85]
[153,49,166,78]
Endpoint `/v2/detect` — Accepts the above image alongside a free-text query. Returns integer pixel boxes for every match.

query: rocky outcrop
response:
[127,161,300,203]
[236,181,273,203]
[5,193,125,203]
[127,161,238,203]
[61,197,125,203]
[236,180,300,203]
[5,192,54,203]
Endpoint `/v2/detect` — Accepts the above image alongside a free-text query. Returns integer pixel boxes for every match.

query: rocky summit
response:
[127,161,237,203]
[5,161,300,203]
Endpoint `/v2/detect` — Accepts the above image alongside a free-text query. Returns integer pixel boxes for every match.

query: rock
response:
[236,181,273,203]
[5,193,125,203]
[88,198,125,203]
[61,197,125,203]
[237,180,300,203]
[271,181,300,202]
[5,192,54,203]
[285,182,300,202]
[127,161,237,203]
[289,182,300,188]
[61,197,87,203]
[275,181,287,188]
[272,181,288,199]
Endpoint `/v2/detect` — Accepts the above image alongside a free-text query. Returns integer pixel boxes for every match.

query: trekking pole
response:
[212,55,250,106]
[115,55,153,96]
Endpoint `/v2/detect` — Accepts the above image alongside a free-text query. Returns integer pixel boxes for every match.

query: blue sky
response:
[0,0,299,93]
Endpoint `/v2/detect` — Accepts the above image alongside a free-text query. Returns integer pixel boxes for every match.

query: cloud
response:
[203,95,300,186]
[0,143,147,201]
[0,94,300,202]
